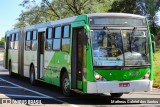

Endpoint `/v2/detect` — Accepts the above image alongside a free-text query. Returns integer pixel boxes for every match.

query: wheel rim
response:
[63,78,69,93]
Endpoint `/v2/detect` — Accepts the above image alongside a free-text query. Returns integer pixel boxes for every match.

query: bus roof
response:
[5,13,145,35]
[87,13,145,19]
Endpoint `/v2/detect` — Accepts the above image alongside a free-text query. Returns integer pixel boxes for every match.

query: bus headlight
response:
[143,70,150,79]
[94,72,102,80]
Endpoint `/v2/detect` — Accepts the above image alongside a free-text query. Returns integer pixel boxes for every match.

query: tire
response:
[110,93,123,98]
[30,65,36,85]
[9,61,13,78]
[61,72,71,96]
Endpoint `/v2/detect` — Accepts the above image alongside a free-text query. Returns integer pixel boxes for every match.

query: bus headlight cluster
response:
[94,71,105,81]
[143,70,150,79]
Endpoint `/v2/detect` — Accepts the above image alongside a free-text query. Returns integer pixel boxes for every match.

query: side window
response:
[25,31,31,50]
[55,27,61,38]
[63,26,70,38]
[32,31,37,51]
[62,25,70,52]
[10,34,15,49]
[53,27,61,50]
[46,28,53,50]
[14,33,19,49]
[9,34,12,49]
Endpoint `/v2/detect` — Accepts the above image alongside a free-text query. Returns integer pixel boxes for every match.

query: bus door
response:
[5,36,10,69]
[72,27,87,90]
[37,31,45,79]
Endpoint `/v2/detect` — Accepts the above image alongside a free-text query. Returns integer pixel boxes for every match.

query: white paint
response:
[0,78,65,103]
[0,94,50,98]
[0,86,22,89]
[38,27,46,32]
[87,80,152,93]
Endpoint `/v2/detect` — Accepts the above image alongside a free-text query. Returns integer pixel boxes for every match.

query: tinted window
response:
[12,34,14,41]
[53,39,60,50]
[91,17,146,26]
[33,31,37,40]
[26,41,31,50]
[10,34,12,41]
[32,40,37,51]
[15,33,18,41]
[47,28,52,39]
[55,27,61,38]
[62,38,70,52]
[46,39,52,50]
[63,26,70,38]
[26,32,31,40]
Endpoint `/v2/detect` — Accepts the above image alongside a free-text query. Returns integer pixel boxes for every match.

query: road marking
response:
[0,94,50,98]
[0,78,66,103]
[0,79,4,81]
[0,86,22,89]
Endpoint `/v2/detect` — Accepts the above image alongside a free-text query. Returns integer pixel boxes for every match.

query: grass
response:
[153,45,160,87]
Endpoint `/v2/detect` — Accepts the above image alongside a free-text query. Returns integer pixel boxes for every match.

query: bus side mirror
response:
[84,25,90,47]
[151,34,155,53]
[84,30,88,46]
[152,41,156,53]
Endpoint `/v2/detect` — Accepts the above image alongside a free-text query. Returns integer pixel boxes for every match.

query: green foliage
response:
[109,0,140,14]
[14,0,116,28]
[0,37,5,47]
[153,48,160,87]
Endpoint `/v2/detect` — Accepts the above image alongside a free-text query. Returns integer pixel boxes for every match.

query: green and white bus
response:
[4,13,154,97]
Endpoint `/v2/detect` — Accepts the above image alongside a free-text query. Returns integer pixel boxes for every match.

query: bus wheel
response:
[62,72,71,96]
[9,61,13,78]
[30,65,36,85]
[110,93,123,98]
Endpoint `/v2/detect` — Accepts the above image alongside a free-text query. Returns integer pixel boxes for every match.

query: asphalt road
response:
[0,53,160,106]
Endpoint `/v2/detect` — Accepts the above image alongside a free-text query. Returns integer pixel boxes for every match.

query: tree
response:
[0,37,5,48]
[14,0,116,28]
[137,0,160,36]
[109,0,160,39]
[109,0,140,14]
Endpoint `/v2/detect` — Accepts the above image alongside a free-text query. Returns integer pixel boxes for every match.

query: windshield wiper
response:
[130,27,137,53]
[103,26,111,34]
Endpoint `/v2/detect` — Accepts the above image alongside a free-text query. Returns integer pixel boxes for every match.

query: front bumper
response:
[87,80,152,93]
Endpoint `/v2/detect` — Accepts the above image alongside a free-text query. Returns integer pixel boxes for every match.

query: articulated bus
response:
[4,13,154,97]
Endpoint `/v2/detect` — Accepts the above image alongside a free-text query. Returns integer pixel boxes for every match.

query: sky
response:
[0,0,22,39]
[0,0,41,40]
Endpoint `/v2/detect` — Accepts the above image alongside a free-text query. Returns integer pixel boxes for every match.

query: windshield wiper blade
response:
[130,27,137,53]
[103,26,111,34]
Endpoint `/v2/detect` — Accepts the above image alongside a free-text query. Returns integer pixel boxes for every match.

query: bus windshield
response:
[91,28,150,66]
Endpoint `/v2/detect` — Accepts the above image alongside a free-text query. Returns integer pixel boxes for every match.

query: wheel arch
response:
[29,62,35,76]
[60,67,69,87]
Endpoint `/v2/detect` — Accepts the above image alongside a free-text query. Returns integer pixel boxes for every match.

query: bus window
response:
[14,33,19,49]
[25,31,31,50]
[63,26,69,38]
[46,28,53,50]
[32,31,37,40]
[62,25,70,52]
[53,27,61,50]
[55,27,61,38]
[53,39,60,50]
[10,34,15,49]
[32,31,37,51]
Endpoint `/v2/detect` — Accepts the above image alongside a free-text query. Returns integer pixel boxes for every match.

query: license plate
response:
[119,83,130,87]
